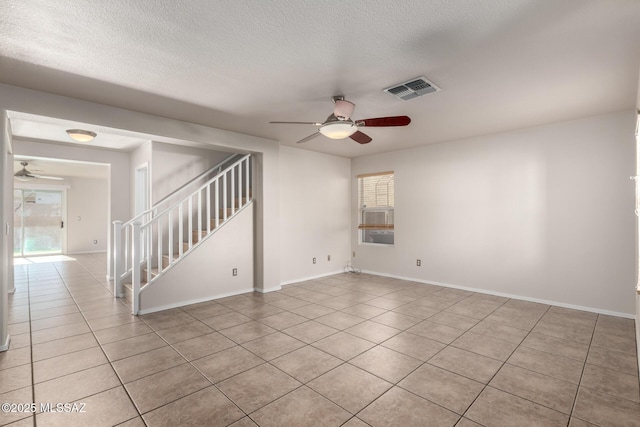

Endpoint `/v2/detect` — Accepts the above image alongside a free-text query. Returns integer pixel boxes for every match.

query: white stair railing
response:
[113,154,243,298]
[113,154,252,314]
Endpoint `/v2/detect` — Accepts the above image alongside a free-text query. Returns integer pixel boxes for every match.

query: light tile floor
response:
[2,253,639,426]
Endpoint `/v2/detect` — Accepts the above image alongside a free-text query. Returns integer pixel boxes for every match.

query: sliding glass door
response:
[13,189,64,257]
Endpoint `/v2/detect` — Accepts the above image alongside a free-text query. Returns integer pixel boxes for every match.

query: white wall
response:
[12,138,129,278]
[151,141,231,203]
[139,203,254,313]
[129,140,152,218]
[0,83,280,292]
[279,146,351,284]
[0,113,12,351]
[635,68,640,369]
[352,111,637,316]
[66,177,108,253]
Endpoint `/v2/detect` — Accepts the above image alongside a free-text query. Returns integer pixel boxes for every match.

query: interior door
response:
[14,189,64,256]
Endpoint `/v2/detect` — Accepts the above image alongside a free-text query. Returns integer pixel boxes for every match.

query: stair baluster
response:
[113,154,252,314]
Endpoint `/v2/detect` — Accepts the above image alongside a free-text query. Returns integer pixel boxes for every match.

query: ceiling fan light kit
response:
[319,121,357,139]
[269,95,411,145]
[66,129,97,142]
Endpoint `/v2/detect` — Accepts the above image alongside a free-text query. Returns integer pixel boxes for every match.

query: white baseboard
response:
[280,270,345,287]
[361,270,636,319]
[254,286,282,294]
[138,287,255,315]
[0,335,10,352]
[66,250,108,255]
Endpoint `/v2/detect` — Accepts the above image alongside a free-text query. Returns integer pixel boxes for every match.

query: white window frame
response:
[358,171,394,246]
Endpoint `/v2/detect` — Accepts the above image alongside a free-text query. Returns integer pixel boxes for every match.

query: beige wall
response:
[0,113,12,350]
[352,111,637,316]
[139,204,254,313]
[0,83,280,293]
[635,67,640,368]
[66,177,109,253]
[12,138,129,278]
[151,141,231,204]
[279,146,351,284]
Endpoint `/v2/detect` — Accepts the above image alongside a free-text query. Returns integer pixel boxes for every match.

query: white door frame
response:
[135,162,150,217]
[13,183,69,256]
[135,163,150,258]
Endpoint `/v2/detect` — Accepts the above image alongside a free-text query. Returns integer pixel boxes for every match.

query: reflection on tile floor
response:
[2,253,639,426]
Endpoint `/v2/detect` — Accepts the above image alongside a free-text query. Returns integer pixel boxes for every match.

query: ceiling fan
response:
[14,161,64,181]
[270,96,411,144]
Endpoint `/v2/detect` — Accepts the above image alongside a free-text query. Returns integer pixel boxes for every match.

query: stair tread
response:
[123,281,148,288]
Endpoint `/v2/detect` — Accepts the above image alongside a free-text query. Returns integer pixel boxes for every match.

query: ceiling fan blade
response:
[270,121,322,126]
[350,131,372,144]
[295,132,322,144]
[355,116,411,127]
[33,175,64,181]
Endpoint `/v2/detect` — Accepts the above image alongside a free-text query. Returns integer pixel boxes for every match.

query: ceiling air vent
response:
[384,76,439,101]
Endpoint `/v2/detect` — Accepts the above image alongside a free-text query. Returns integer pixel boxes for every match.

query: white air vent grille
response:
[384,76,439,101]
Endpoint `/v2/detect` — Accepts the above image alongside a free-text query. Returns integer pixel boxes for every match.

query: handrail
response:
[146,154,250,225]
[122,153,242,228]
[153,153,243,207]
[113,153,252,314]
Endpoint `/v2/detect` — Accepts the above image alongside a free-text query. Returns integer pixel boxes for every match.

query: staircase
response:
[113,154,252,314]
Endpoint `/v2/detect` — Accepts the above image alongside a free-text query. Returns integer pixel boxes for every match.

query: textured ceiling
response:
[1,0,639,158]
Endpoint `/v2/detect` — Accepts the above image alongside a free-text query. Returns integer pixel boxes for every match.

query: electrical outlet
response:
[416,259,421,267]
[232,268,237,276]
[352,251,356,258]
[327,255,331,261]
[313,257,316,264]
[93,240,98,244]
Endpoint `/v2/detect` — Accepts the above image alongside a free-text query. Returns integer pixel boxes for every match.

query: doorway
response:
[135,163,150,258]
[13,188,66,257]
[135,163,149,217]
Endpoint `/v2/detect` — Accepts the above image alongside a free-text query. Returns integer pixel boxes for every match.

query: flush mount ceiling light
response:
[66,129,97,142]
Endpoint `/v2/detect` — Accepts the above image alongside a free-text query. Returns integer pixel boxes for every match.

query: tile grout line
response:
[458,303,565,424]
[26,267,36,427]
[132,288,402,424]
[18,258,636,426]
[135,307,250,422]
[567,313,598,427]
[438,300,542,423]
[346,293,512,425]
[49,260,146,426]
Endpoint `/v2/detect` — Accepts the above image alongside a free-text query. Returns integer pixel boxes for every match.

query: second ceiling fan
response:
[14,161,63,182]
[270,96,410,144]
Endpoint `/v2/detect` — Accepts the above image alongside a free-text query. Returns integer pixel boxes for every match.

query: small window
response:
[358,171,394,245]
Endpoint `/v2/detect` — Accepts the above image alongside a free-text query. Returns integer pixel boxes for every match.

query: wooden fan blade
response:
[270,121,322,125]
[295,132,322,144]
[350,131,372,144]
[355,116,411,127]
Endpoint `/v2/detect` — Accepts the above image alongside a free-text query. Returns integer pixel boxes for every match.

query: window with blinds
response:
[358,171,394,245]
